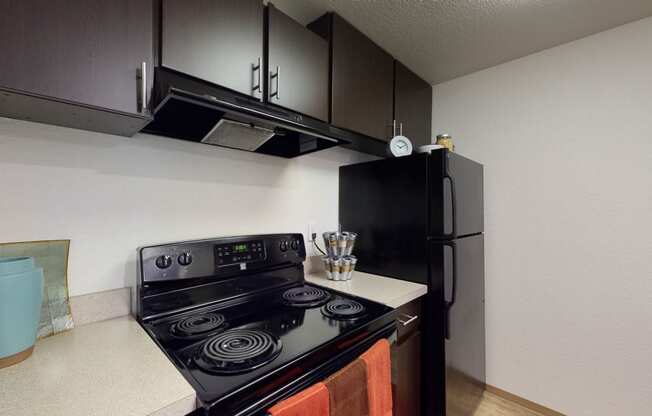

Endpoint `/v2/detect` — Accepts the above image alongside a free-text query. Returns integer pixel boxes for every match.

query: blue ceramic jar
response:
[0,257,43,366]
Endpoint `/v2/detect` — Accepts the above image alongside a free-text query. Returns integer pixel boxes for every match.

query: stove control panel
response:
[215,240,265,266]
[139,234,306,283]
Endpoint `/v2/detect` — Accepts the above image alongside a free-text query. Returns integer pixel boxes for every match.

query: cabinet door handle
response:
[397,313,419,326]
[399,122,403,136]
[140,62,147,113]
[392,119,397,137]
[252,57,262,95]
[270,66,280,100]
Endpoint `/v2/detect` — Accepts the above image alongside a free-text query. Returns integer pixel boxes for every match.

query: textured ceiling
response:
[272,0,652,84]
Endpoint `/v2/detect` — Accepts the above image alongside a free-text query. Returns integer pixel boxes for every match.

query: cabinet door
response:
[162,0,263,100]
[0,0,152,116]
[331,14,394,141]
[392,331,422,416]
[267,5,328,121]
[392,297,423,416]
[394,61,433,147]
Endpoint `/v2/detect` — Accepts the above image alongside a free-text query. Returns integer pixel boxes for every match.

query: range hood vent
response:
[202,119,275,151]
[143,67,350,158]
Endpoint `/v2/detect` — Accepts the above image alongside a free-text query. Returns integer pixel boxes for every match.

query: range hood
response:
[143,67,350,158]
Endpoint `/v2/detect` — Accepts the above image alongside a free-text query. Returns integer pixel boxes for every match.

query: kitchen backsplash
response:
[0,117,376,296]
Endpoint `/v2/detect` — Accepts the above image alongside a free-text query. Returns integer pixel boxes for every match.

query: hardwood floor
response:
[473,391,545,416]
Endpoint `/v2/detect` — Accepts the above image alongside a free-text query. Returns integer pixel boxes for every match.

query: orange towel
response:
[360,339,393,416]
[325,359,370,416]
[268,382,330,416]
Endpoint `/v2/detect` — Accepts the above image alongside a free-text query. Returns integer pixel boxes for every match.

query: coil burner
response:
[195,329,282,374]
[321,299,367,321]
[170,312,227,338]
[281,286,331,308]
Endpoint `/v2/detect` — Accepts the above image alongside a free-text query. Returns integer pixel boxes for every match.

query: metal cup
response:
[341,257,352,281]
[345,232,357,256]
[337,233,348,257]
[322,232,330,256]
[348,256,358,280]
[325,232,339,257]
[322,256,332,280]
[331,257,342,281]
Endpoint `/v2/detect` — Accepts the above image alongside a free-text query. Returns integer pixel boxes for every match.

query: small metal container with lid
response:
[436,134,455,152]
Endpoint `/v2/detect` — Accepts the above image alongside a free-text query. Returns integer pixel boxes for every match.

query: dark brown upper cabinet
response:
[266,4,329,122]
[394,61,433,148]
[0,0,153,135]
[161,0,264,100]
[310,13,394,142]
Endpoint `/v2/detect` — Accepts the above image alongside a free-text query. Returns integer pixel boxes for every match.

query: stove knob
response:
[290,240,299,250]
[279,241,288,252]
[155,255,172,269]
[178,252,193,266]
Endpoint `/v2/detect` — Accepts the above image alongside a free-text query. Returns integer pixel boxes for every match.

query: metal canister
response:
[436,134,455,152]
[345,232,357,256]
[331,257,342,281]
[341,257,352,281]
[326,233,339,257]
[348,255,358,279]
[322,232,330,256]
[322,256,332,280]
[337,233,348,257]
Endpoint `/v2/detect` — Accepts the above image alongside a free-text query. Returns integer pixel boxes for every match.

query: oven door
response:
[214,322,397,416]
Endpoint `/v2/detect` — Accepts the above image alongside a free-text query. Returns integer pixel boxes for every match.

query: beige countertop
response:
[305,271,428,308]
[0,316,196,416]
[0,273,425,416]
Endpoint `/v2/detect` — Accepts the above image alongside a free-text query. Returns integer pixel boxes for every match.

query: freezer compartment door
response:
[339,154,430,284]
[430,151,484,238]
[434,234,486,415]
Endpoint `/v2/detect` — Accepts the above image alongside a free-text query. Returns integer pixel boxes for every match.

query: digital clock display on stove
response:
[233,244,248,253]
[214,240,265,266]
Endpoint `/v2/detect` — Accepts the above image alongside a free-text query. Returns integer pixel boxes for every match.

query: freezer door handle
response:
[444,241,457,339]
[442,170,457,239]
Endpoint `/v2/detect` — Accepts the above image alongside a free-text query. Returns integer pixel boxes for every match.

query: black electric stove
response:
[137,234,396,416]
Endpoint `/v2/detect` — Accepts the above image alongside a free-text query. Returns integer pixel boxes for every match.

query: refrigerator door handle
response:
[444,241,457,339]
[442,172,457,239]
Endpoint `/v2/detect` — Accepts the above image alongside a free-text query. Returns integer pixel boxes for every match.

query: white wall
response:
[432,17,652,416]
[0,118,373,296]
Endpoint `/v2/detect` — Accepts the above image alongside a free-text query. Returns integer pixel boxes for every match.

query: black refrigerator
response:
[339,150,485,416]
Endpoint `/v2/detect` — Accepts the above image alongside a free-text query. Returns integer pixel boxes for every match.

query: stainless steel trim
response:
[397,313,419,326]
[258,59,263,94]
[252,57,262,95]
[270,66,280,100]
[276,66,280,100]
[140,62,147,113]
